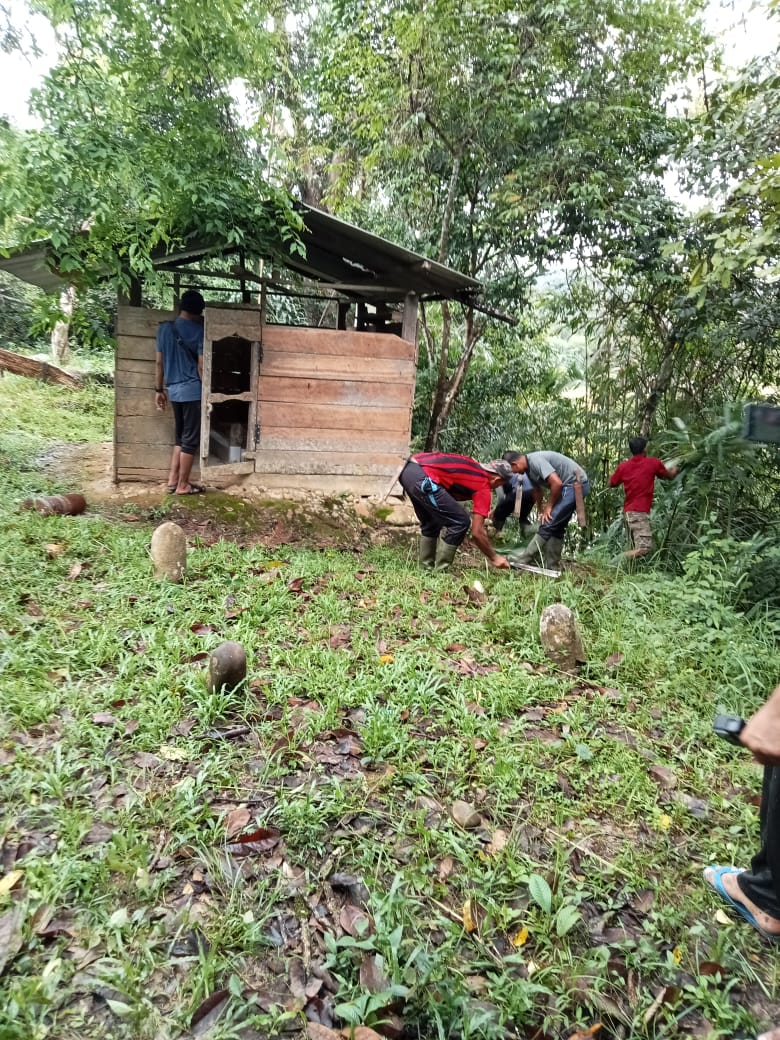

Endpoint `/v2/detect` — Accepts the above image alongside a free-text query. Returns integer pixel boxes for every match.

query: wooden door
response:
[200,307,262,477]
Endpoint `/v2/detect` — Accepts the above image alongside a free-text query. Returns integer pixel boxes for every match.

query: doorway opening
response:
[206,335,254,465]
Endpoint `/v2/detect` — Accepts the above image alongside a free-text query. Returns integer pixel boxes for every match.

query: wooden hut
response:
[0,207,482,495]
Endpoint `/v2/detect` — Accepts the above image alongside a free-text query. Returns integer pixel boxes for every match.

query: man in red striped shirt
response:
[399,453,511,570]
[609,436,678,558]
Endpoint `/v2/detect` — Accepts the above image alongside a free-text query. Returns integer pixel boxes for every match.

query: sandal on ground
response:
[165,485,177,493]
[703,865,780,944]
[175,484,206,495]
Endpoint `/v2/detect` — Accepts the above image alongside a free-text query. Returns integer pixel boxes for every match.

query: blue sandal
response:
[703,865,780,944]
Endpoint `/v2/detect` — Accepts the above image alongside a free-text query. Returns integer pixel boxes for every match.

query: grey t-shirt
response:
[525,451,587,487]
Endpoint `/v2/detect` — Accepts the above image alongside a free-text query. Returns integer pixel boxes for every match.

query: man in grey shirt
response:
[503,450,589,568]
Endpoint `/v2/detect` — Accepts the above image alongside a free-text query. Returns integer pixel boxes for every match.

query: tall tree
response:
[297,0,710,448]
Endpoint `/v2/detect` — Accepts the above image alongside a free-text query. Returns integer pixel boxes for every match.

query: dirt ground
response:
[36,441,419,551]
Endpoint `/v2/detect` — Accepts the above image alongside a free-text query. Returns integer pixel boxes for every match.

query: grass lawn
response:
[1,375,780,1040]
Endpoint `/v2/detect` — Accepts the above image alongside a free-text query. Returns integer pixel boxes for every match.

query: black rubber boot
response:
[419,535,437,570]
[434,541,458,571]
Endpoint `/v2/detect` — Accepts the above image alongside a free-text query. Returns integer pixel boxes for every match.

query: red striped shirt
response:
[412,453,493,517]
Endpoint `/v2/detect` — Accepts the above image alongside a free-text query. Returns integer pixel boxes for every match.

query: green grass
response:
[1,374,780,1039]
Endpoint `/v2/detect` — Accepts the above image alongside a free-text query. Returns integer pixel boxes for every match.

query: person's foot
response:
[703,865,780,937]
[175,484,206,495]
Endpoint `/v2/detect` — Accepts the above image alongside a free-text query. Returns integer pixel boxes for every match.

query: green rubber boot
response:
[513,533,546,566]
[419,535,437,570]
[434,541,458,571]
[543,536,564,570]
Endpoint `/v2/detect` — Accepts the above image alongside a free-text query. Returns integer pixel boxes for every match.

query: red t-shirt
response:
[412,452,493,517]
[609,454,672,513]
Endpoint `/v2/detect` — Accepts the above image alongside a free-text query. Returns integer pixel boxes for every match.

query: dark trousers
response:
[399,461,471,546]
[493,488,534,530]
[172,400,201,456]
[738,765,780,918]
[539,481,589,540]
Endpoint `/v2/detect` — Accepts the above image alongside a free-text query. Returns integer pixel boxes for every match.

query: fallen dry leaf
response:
[359,951,390,993]
[648,765,677,789]
[190,988,230,1032]
[307,1025,341,1040]
[45,543,65,558]
[643,985,680,1025]
[342,1027,386,1040]
[92,713,119,727]
[714,908,732,926]
[170,717,197,737]
[224,807,252,840]
[0,870,23,897]
[451,800,481,829]
[0,906,25,977]
[699,960,727,979]
[511,926,529,947]
[438,856,455,881]
[340,903,370,937]
[328,625,352,650]
[225,827,281,857]
[68,561,87,580]
[158,744,190,762]
[462,899,477,933]
[567,1026,602,1040]
[190,622,218,636]
[485,829,508,855]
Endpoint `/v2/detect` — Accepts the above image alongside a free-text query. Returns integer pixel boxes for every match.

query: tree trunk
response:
[51,286,76,365]
[639,334,678,437]
[425,309,482,450]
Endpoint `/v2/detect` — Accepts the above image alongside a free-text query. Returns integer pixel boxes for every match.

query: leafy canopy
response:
[0,0,302,287]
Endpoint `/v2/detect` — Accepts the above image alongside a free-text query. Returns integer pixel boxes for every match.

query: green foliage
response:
[1,374,780,1037]
[28,284,116,356]
[293,0,712,447]
[0,0,302,289]
[0,270,44,349]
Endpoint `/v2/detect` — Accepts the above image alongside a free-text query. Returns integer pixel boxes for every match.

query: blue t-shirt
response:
[156,317,204,402]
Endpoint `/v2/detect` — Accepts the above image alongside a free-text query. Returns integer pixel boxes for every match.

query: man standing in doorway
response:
[155,290,206,495]
[505,450,589,570]
[608,436,678,558]
[399,453,512,571]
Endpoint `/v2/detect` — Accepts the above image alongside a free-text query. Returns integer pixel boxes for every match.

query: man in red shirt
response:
[399,453,511,571]
[609,436,678,558]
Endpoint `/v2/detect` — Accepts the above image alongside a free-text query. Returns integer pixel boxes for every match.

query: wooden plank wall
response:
[115,306,186,482]
[113,308,415,486]
[256,325,414,477]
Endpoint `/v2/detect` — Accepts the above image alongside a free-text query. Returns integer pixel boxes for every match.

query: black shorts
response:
[171,400,201,455]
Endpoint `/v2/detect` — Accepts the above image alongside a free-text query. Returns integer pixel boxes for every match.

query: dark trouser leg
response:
[175,400,202,492]
[737,766,780,919]
[538,485,578,541]
[494,490,534,531]
[492,492,516,531]
[399,462,471,545]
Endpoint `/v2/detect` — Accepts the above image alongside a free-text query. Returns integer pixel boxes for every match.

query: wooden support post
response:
[337,302,350,331]
[402,292,418,345]
[173,272,180,310]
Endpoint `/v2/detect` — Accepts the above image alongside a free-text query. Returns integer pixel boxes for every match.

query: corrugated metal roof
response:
[0,205,481,303]
[0,245,65,293]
